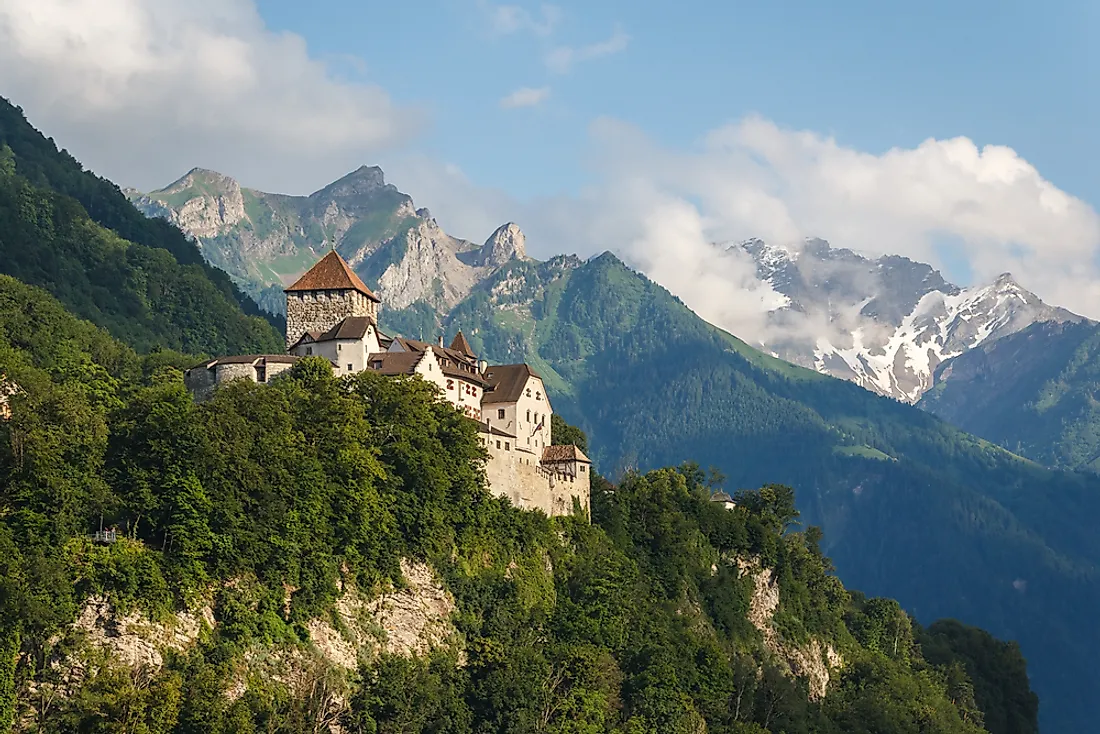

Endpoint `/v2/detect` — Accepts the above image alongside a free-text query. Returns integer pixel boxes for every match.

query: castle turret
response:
[283,251,381,349]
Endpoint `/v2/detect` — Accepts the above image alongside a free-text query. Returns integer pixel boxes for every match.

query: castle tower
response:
[284,251,382,349]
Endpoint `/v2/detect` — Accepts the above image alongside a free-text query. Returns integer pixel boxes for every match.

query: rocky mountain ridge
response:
[730,238,1085,402]
[129,167,527,316]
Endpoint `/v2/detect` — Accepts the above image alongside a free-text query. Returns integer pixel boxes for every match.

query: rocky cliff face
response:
[731,239,1085,402]
[129,168,525,318]
[366,219,529,312]
[16,558,459,731]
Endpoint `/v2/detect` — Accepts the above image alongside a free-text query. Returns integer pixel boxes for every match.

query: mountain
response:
[0,276,1036,732]
[920,319,1100,471]
[0,99,282,356]
[369,252,1096,733]
[730,239,1083,402]
[129,168,526,316]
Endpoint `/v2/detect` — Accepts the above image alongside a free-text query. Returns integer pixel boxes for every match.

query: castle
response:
[184,250,591,518]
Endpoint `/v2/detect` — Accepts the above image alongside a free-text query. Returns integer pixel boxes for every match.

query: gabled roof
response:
[710,491,735,503]
[365,351,423,376]
[284,250,380,301]
[319,316,374,341]
[482,364,542,404]
[450,331,475,357]
[289,330,324,350]
[542,444,591,463]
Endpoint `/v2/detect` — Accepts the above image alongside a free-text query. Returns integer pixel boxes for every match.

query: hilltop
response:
[0,272,1036,732]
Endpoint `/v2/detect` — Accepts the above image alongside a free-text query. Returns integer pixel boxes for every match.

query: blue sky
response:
[256,0,1098,204]
[2,0,1099,321]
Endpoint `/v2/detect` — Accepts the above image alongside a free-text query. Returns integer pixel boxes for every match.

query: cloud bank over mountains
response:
[0,0,418,193]
[2,0,1098,339]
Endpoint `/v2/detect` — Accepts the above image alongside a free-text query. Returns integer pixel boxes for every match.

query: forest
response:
[0,273,1037,732]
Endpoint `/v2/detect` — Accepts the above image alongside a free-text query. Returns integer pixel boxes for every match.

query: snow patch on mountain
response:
[729,239,1085,402]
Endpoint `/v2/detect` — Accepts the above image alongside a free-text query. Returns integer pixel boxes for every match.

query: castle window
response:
[347,364,353,372]
[496,440,501,449]
[580,465,586,472]
[526,410,531,422]
[526,388,531,397]
[505,442,510,450]
[255,365,267,383]
[306,347,313,356]
[447,379,454,390]
[497,409,505,419]
[536,391,541,400]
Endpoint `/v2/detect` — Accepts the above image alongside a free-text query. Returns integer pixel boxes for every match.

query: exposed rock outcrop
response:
[72,595,215,670]
[737,557,842,700]
[306,558,459,670]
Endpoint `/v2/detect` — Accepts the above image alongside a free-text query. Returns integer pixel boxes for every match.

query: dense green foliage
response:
[0,99,282,355]
[383,252,1100,733]
[0,281,1035,732]
[921,319,1100,472]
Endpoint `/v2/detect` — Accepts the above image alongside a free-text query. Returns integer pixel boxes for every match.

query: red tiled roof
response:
[542,444,591,463]
[450,331,475,357]
[284,251,380,301]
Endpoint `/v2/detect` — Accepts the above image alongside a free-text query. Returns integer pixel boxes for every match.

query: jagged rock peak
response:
[312,165,391,200]
[161,167,240,195]
[993,272,1018,286]
[476,222,526,267]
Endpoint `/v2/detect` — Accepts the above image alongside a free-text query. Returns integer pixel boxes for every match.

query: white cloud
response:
[391,116,1100,337]
[0,0,420,193]
[480,2,561,36]
[545,26,630,74]
[499,86,551,109]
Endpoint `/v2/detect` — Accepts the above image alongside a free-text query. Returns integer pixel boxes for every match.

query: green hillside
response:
[921,320,1100,472]
[0,276,1036,732]
[0,99,282,355]
[380,252,1099,733]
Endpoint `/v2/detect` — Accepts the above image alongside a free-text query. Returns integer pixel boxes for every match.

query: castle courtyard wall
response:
[485,443,556,515]
[483,441,590,518]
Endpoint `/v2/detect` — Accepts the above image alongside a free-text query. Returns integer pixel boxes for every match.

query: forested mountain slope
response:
[0,277,1036,732]
[388,252,1099,733]
[0,99,281,355]
[920,319,1100,472]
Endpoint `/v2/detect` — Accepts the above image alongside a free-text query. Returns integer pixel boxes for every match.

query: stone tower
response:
[284,251,381,348]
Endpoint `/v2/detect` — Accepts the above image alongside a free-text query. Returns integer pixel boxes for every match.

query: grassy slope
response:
[382,251,1100,733]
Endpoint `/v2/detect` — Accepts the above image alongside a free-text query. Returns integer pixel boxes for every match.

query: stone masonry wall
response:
[286,290,376,348]
[484,443,590,518]
[485,443,556,515]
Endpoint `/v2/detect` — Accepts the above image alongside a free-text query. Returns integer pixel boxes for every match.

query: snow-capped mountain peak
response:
[728,239,1085,402]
